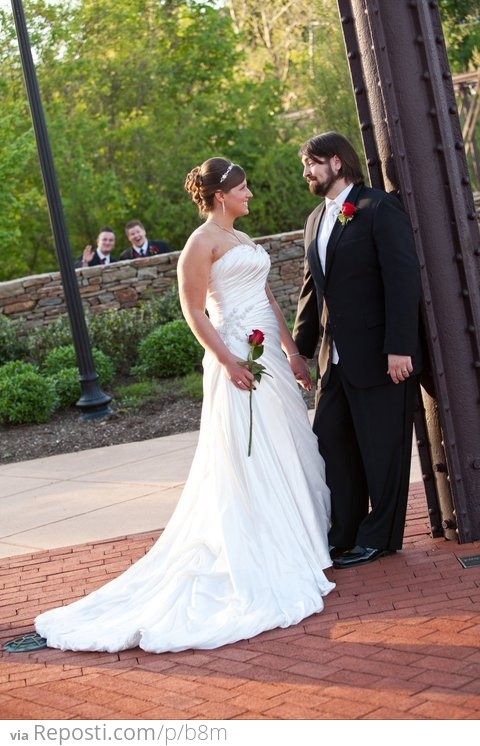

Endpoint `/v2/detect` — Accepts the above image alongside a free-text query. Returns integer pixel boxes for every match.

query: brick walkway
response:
[1,482,480,720]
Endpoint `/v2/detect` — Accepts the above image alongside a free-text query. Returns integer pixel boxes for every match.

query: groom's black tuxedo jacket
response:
[294,183,423,389]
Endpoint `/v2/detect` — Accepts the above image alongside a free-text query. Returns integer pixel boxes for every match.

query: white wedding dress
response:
[35,244,334,653]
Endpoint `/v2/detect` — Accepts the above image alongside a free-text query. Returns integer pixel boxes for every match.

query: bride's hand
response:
[289,355,312,391]
[223,357,256,390]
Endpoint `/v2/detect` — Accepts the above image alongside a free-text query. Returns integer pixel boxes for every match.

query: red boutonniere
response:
[338,201,357,224]
[239,329,272,457]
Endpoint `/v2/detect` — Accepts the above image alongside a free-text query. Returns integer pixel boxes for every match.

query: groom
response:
[292,131,422,568]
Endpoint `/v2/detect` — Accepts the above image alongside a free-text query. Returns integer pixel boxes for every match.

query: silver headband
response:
[219,163,234,183]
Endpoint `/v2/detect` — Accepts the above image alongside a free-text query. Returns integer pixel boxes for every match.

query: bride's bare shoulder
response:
[179,226,220,266]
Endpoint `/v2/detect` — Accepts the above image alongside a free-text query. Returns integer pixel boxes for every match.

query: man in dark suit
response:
[292,131,422,568]
[120,219,172,259]
[74,227,117,268]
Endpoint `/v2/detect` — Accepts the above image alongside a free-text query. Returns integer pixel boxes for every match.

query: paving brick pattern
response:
[1,482,480,720]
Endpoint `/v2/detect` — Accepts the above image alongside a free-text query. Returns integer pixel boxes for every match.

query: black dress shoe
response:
[332,545,394,569]
[329,545,351,559]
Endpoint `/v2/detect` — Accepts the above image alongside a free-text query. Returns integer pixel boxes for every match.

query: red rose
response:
[239,328,272,456]
[338,202,357,224]
[342,201,356,216]
[248,329,265,346]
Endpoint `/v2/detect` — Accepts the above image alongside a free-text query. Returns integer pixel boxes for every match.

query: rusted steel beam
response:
[338,0,445,538]
[337,0,480,542]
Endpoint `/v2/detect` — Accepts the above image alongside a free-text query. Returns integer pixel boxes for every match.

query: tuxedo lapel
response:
[306,205,325,283]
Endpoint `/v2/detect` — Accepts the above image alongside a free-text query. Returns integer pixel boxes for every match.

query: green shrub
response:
[10,286,183,375]
[43,345,115,386]
[85,286,182,374]
[0,360,40,379]
[0,315,29,364]
[48,367,81,409]
[26,315,73,366]
[139,285,182,327]
[87,307,144,374]
[132,319,203,379]
[0,366,58,424]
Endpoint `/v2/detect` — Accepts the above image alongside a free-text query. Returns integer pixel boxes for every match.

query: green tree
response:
[0,0,299,278]
[439,0,480,71]
[1,0,476,283]
[225,0,358,138]
[0,1,73,278]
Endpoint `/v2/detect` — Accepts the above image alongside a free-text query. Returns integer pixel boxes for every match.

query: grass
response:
[177,371,203,399]
[114,372,203,414]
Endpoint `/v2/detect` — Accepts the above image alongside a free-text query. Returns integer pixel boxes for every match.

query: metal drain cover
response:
[457,554,480,569]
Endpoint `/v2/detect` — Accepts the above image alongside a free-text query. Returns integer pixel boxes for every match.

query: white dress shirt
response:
[317,183,354,364]
[97,250,110,265]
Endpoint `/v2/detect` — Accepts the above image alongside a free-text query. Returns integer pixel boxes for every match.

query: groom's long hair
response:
[300,132,364,185]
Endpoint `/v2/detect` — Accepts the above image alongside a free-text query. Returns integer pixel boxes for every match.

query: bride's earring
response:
[222,200,226,216]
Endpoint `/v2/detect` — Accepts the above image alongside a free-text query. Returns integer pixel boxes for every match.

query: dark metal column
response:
[337,0,480,543]
[11,0,112,419]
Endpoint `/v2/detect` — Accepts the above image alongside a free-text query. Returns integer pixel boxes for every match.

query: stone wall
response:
[3,191,479,333]
[0,231,305,330]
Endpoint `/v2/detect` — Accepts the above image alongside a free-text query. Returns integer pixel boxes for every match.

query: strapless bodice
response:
[206,243,273,351]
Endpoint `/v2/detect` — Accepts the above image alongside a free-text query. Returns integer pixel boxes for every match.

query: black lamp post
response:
[11,0,112,420]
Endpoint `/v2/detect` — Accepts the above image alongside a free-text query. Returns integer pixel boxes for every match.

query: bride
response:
[34,157,335,654]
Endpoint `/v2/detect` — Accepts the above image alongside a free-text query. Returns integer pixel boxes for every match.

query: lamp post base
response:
[76,380,113,420]
[79,404,113,421]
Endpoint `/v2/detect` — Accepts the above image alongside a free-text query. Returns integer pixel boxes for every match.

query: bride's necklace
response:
[210,221,242,242]
[210,221,257,249]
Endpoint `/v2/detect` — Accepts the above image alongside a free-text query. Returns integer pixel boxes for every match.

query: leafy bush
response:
[85,286,182,374]
[47,367,81,409]
[43,345,115,386]
[87,307,145,374]
[132,319,203,379]
[139,285,182,327]
[0,360,40,379]
[5,285,183,376]
[26,315,73,366]
[0,362,58,424]
[0,314,29,364]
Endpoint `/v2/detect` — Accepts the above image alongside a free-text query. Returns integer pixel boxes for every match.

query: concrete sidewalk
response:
[2,428,480,721]
[0,431,199,559]
[0,418,422,559]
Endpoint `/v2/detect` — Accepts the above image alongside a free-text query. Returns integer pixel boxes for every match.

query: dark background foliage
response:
[0,0,478,281]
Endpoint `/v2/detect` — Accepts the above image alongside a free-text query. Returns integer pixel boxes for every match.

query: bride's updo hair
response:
[184,157,245,217]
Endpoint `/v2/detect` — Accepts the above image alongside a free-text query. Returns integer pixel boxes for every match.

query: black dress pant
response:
[313,364,417,551]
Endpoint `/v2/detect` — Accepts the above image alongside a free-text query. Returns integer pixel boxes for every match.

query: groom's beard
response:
[307,164,338,198]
